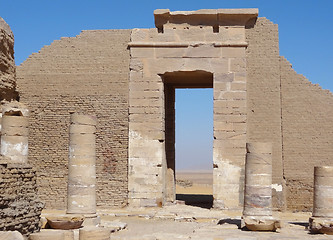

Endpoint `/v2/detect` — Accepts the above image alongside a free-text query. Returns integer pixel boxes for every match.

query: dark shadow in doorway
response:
[176,194,213,209]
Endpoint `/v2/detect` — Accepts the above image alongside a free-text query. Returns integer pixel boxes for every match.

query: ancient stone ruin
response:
[0,18,43,237]
[0,7,333,238]
[15,8,332,211]
[309,166,333,234]
[242,142,280,231]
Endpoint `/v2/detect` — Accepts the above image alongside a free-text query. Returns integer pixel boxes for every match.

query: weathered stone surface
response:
[309,217,333,235]
[241,216,281,231]
[1,115,29,163]
[154,9,258,30]
[309,166,333,234]
[0,164,44,236]
[312,166,333,218]
[243,143,273,217]
[0,17,17,101]
[29,230,74,240]
[129,9,249,208]
[100,220,127,232]
[2,101,29,117]
[46,216,84,230]
[79,227,110,240]
[67,113,97,214]
[0,231,24,240]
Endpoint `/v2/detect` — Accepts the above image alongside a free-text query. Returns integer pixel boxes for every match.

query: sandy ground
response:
[176,171,213,195]
[39,171,333,239]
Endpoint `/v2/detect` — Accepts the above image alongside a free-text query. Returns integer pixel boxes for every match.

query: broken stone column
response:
[67,113,97,214]
[242,142,280,231]
[309,166,333,235]
[1,102,29,163]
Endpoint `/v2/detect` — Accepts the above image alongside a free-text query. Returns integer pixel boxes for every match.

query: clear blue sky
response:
[1,1,332,170]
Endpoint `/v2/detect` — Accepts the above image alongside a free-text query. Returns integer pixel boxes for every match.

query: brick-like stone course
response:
[16,30,131,209]
[280,56,333,211]
[246,17,285,209]
[0,163,44,236]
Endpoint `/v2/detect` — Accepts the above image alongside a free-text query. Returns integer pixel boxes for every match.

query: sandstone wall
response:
[0,17,17,101]
[246,17,284,209]
[280,56,333,211]
[0,163,43,236]
[16,30,131,209]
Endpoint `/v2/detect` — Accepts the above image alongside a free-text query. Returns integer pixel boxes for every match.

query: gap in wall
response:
[175,88,213,208]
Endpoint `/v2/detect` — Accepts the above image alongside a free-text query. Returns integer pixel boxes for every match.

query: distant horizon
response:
[176,168,213,173]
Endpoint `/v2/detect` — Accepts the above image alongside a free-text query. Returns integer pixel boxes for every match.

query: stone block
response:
[221,47,245,58]
[29,230,74,240]
[46,216,84,230]
[67,194,96,214]
[230,82,246,91]
[69,125,96,134]
[68,165,96,185]
[225,26,245,42]
[1,116,28,127]
[229,58,246,72]
[1,126,29,136]
[182,58,213,72]
[130,47,155,58]
[210,58,228,74]
[70,114,97,126]
[234,72,246,82]
[241,216,281,231]
[179,27,209,39]
[0,231,24,240]
[131,28,149,42]
[79,227,110,240]
[129,59,144,72]
[214,73,234,83]
[69,134,95,145]
[213,82,229,91]
[154,47,186,58]
[213,131,246,140]
[309,217,333,234]
[184,44,220,58]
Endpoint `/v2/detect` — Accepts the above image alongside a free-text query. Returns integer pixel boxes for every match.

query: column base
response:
[309,217,333,235]
[241,215,281,231]
[81,213,101,227]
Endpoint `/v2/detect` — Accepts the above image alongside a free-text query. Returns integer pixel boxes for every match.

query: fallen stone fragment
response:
[241,216,281,231]
[0,231,24,240]
[46,216,84,230]
[309,217,333,235]
[99,220,127,232]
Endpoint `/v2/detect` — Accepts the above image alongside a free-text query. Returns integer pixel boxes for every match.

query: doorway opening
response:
[163,71,213,209]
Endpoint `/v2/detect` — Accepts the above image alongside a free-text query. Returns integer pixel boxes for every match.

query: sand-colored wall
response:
[16,30,131,209]
[280,56,333,210]
[246,17,285,209]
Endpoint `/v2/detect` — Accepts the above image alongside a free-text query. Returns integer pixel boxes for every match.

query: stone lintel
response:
[128,41,248,48]
[154,8,258,29]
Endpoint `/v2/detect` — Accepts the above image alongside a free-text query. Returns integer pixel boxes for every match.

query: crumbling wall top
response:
[0,17,13,39]
[154,8,258,30]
